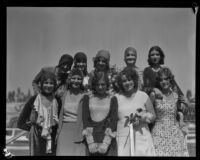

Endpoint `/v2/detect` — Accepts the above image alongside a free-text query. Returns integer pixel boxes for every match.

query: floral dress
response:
[151,92,189,156]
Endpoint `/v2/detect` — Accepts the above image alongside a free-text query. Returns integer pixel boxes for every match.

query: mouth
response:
[126,59,135,63]
[152,58,159,63]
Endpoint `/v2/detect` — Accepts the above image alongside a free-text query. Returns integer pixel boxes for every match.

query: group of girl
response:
[17,46,189,156]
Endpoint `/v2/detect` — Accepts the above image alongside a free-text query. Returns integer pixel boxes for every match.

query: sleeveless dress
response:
[151,92,189,156]
[116,91,155,156]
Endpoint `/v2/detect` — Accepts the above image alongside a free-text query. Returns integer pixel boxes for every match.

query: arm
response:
[81,95,97,153]
[17,96,37,131]
[98,96,118,154]
[143,68,152,94]
[136,95,156,124]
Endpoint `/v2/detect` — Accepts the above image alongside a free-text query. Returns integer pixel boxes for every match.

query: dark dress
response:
[17,95,61,156]
[82,94,118,156]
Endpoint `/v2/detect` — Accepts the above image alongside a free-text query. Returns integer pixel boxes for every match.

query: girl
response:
[81,71,118,156]
[150,67,189,156]
[56,68,86,156]
[17,71,61,156]
[116,67,156,156]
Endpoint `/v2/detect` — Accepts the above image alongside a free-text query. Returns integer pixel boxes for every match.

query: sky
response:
[7,7,196,96]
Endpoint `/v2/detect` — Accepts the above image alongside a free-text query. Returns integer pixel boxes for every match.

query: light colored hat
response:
[95,49,110,61]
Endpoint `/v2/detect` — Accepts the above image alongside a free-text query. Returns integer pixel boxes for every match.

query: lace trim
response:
[82,127,94,144]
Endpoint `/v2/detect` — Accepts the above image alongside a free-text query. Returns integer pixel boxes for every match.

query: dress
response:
[151,92,189,156]
[17,95,61,156]
[116,90,155,156]
[56,90,86,156]
[81,94,118,156]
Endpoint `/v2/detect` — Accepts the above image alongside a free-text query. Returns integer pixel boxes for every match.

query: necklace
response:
[151,67,161,72]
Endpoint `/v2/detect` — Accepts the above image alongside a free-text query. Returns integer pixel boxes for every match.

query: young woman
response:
[81,71,118,156]
[88,50,111,90]
[123,47,143,90]
[116,67,156,156]
[150,67,189,156]
[73,52,89,91]
[32,54,73,96]
[17,71,61,156]
[55,68,86,156]
[143,46,188,130]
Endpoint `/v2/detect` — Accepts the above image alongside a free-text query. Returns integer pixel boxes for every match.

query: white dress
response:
[116,90,156,156]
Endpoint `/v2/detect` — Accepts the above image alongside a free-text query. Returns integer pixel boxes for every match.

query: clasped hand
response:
[88,143,109,154]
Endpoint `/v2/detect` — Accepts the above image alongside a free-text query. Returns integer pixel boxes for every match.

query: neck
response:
[41,93,54,101]
[124,88,137,97]
[127,63,136,68]
[151,64,160,69]
[162,88,171,96]
[70,88,81,95]
[95,92,108,99]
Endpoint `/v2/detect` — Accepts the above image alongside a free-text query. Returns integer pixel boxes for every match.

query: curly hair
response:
[117,66,139,93]
[155,67,176,91]
[147,46,165,66]
[91,71,110,95]
[68,68,85,91]
[40,71,57,93]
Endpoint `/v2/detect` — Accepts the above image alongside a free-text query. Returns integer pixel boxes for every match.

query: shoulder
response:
[137,90,149,98]
[28,95,38,104]
[143,66,152,72]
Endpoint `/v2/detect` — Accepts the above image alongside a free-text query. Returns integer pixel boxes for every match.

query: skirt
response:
[56,122,86,156]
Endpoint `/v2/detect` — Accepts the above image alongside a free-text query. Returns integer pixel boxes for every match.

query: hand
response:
[135,110,146,122]
[98,143,109,154]
[88,143,98,154]
[153,88,163,99]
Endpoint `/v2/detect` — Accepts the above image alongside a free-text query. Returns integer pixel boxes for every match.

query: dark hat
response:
[69,68,84,78]
[57,54,73,68]
[74,52,87,63]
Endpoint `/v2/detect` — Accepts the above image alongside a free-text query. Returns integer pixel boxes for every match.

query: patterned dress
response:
[151,92,189,156]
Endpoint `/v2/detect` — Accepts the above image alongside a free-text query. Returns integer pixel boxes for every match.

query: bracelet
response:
[86,135,94,144]
[103,135,112,145]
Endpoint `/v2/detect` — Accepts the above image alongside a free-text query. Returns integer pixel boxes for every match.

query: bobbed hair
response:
[147,46,165,66]
[40,71,57,93]
[155,67,176,91]
[117,66,139,93]
[73,52,88,76]
[91,71,110,95]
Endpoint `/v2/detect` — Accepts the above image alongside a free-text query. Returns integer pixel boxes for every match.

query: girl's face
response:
[96,57,107,71]
[76,61,86,72]
[59,63,71,74]
[159,75,170,91]
[149,50,161,65]
[42,78,55,94]
[125,51,137,66]
[121,74,135,93]
[95,78,107,95]
[70,75,83,89]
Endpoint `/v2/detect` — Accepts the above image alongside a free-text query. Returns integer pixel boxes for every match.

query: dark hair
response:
[91,71,110,95]
[93,56,110,72]
[155,67,176,91]
[117,66,139,93]
[73,52,88,76]
[57,54,73,68]
[40,71,57,93]
[147,46,165,66]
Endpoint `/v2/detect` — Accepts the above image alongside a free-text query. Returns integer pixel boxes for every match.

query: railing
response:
[6,130,28,145]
